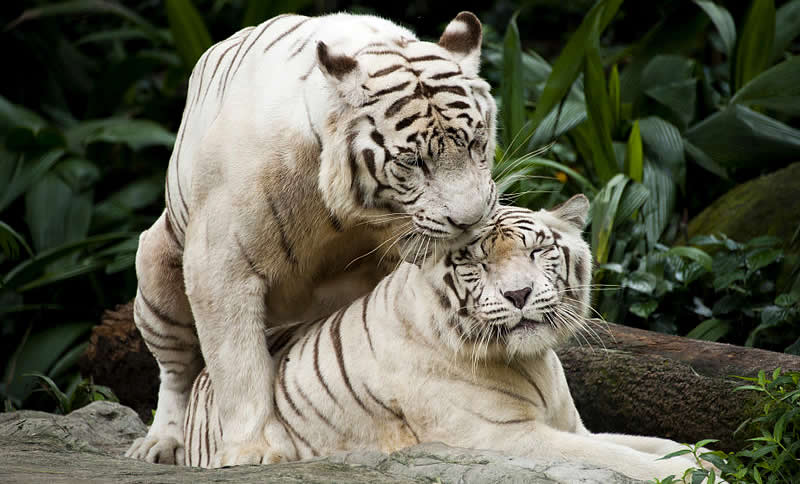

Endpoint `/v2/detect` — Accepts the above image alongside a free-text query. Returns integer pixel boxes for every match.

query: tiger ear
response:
[549,194,590,230]
[438,11,483,77]
[317,41,369,106]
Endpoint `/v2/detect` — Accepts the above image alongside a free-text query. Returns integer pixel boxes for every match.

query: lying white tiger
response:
[127,11,498,466]
[182,197,699,481]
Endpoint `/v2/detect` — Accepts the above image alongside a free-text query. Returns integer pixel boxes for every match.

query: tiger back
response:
[183,197,706,481]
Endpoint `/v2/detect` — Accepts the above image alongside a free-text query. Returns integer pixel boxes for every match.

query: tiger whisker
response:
[346,222,413,270]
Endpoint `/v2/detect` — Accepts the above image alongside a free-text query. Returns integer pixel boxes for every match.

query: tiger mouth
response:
[508,318,544,333]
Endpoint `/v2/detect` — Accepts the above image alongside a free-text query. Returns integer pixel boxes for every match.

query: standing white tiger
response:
[183,198,705,481]
[126,12,498,467]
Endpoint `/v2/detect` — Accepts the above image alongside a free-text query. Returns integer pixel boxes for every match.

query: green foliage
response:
[655,369,800,484]
[26,373,118,415]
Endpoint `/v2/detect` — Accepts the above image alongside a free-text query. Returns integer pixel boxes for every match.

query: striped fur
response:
[183,199,702,481]
[127,12,499,467]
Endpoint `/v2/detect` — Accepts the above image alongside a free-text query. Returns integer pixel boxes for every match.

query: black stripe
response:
[363,384,420,443]
[293,376,341,432]
[408,54,447,63]
[446,101,470,109]
[422,83,467,97]
[275,399,317,456]
[330,308,371,414]
[313,325,340,407]
[395,112,422,131]
[303,93,322,147]
[201,41,241,105]
[361,294,376,356]
[172,127,190,227]
[347,134,368,206]
[134,302,185,341]
[288,26,318,59]
[138,289,193,328]
[219,28,254,99]
[369,64,403,77]
[268,198,299,267]
[263,18,310,54]
[230,14,293,81]
[163,210,183,250]
[370,81,410,97]
[430,70,461,80]
[278,356,304,419]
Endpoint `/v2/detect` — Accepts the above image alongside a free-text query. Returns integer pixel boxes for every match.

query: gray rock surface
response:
[0,401,641,484]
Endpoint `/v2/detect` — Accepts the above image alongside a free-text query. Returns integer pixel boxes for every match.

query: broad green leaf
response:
[2,232,136,289]
[48,342,89,380]
[625,121,643,182]
[0,221,33,259]
[0,149,65,213]
[25,159,99,252]
[591,174,629,264]
[493,156,597,195]
[630,300,658,318]
[92,174,165,230]
[665,246,713,271]
[165,0,213,69]
[730,56,800,115]
[7,0,163,44]
[528,97,586,149]
[638,117,685,189]
[746,248,782,271]
[641,160,675,247]
[694,1,737,58]
[583,39,618,183]
[774,0,800,60]
[619,12,709,104]
[0,95,47,134]
[609,65,620,129]
[615,181,648,223]
[3,322,93,403]
[624,271,658,295]
[65,118,176,153]
[683,140,728,179]
[501,13,525,150]
[687,318,731,342]
[685,104,800,169]
[734,0,776,92]
[646,79,698,129]
[76,28,154,46]
[529,0,623,131]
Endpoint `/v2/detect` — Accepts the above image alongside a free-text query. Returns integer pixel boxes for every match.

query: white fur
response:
[184,203,707,482]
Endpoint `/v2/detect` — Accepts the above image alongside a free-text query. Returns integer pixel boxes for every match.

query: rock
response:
[0,401,641,484]
[687,161,800,244]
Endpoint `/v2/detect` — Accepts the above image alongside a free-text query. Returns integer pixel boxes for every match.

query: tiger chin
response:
[182,196,708,482]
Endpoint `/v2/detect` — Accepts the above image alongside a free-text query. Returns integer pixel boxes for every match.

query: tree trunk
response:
[82,303,800,452]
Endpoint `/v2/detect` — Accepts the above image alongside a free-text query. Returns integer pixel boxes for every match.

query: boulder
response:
[0,401,640,484]
[687,162,800,243]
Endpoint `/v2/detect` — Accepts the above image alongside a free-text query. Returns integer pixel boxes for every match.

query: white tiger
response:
[125,11,498,467]
[182,197,704,481]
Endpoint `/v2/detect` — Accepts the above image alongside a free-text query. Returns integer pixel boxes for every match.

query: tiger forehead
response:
[477,219,553,258]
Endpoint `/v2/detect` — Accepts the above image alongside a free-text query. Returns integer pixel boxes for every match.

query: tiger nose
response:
[503,287,532,309]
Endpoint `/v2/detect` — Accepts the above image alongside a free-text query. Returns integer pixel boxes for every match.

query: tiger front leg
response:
[125,212,202,465]
[183,224,295,467]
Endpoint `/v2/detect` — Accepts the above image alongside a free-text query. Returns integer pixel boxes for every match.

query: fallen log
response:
[80,303,800,452]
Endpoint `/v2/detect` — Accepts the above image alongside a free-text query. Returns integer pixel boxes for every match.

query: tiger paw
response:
[212,441,287,468]
[125,435,185,465]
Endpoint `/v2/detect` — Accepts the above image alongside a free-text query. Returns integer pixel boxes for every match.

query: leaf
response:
[0,95,47,134]
[685,104,800,169]
[665,246,713,271]
[0,149,65,213]
[774,0,800,61]
[2,232,137,289]
[501,13,525,150]
[528,97,587,149]
[529,0,623,131]
[3,322,93,403]
[48,342,89,380]
[165,0,213,69]
[65,118,176,153]
[590,174,629,264]
[683,140,728,179]
[609,65,620,129]
[658,449,693,460]
[92,174,165,230]
[730,56,800,116]
[624,271,658,295]
[615,181,649,224]
[625,121,643,182]
[6,0,163,44]
[0,221,33,259]
[25,372,69,414]
[746,248,782,272]
[631,300,658,318]
[734,0,776,93]
[640,160,675,247]
[638,117,685,190]
[694,1,737,58]
[493,156,597,195]
[583,28,618,184]
[687,318,731,342]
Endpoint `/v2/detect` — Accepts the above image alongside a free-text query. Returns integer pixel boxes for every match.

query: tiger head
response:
[317,12,497,242]
[420,195,593,359]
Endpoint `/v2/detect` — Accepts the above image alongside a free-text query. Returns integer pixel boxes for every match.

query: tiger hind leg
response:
[125,211,203,465]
